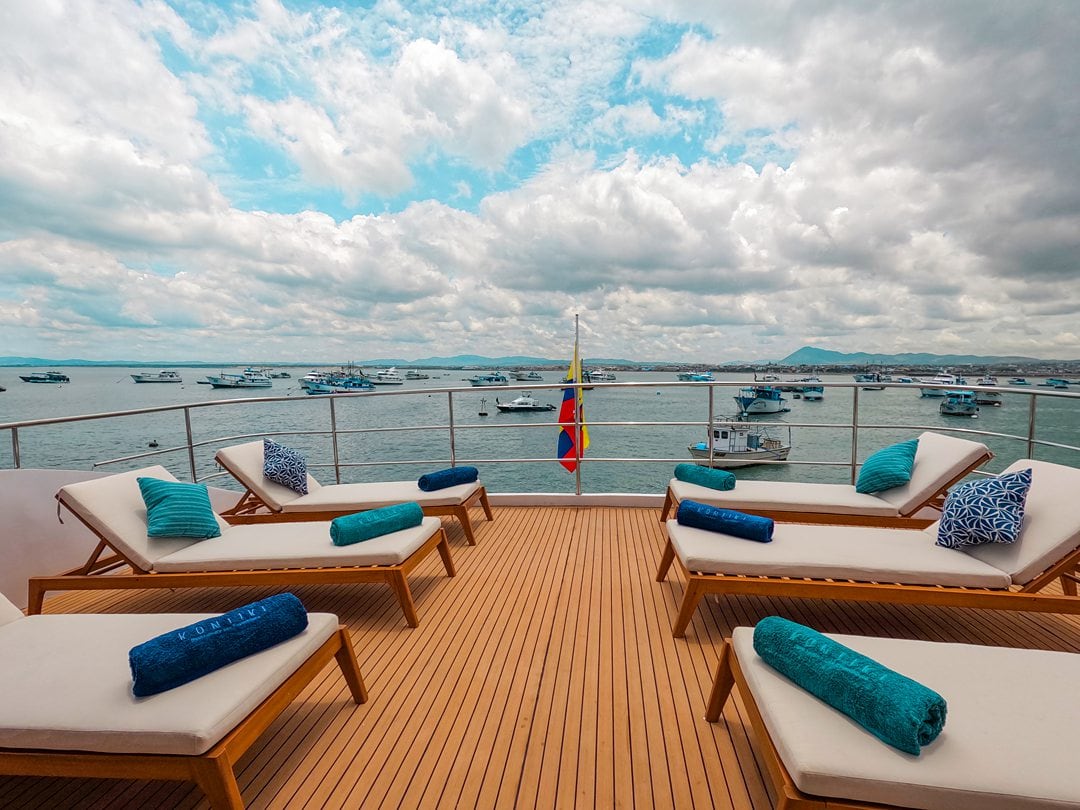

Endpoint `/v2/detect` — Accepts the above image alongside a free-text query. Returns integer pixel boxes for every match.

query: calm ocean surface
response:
[2,367,1078,495]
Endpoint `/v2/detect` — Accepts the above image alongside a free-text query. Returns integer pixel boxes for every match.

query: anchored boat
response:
[19,371,70,384]
[495,393,557,412]
[688,419,792,468]
[130,370,182,383]
[940,390,979,416]
[733,385,789,415]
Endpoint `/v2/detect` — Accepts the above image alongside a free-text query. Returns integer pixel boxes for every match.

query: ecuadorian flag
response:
[557,341,590,472]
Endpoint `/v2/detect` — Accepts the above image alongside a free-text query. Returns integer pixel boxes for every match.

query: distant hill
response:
[779,346,1057,367]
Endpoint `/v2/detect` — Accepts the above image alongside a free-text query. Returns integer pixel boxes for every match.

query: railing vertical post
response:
[706,385,715,464]
[329,396,341,484]
[183,408,196,481]
[850,385,861,484]
[447,392,457,466]
[1027,393,1037,459]
[11,427,20,469]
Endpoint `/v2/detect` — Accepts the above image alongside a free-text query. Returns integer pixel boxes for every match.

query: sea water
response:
[1,367,1077,495]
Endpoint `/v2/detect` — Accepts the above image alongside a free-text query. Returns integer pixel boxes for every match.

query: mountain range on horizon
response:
[0,346,1075,369]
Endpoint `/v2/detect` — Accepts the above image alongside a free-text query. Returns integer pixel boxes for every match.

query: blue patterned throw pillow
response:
[856,439,919,494]
[263,438,309,495]
[936,468,1032,549]
[137,477,221,539]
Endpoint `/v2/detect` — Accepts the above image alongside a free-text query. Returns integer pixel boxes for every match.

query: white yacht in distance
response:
[205,368,272,388]
[371,368,405,385]
[130,370,182,383]
[404,370,429,380]
[918,371,965,398]
[584,369,617,382]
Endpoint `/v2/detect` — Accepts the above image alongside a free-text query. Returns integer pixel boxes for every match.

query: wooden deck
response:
[4,504,1080,809]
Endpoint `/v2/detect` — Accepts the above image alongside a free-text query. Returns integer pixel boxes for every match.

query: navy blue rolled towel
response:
[752,616,947,755]
[330,501,424,546]
[676,499,773,543]
[673,463,736,491]
[417,465,479,492]
[129,593,308,697]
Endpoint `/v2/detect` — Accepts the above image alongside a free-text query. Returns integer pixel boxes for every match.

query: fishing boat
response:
[975,390,1003,406]
[404,370,430,380]
[676,371,714,382]
[940,390,979,416]
[1040,378,1070,389]
[371,368,405,385]
[130,370,182,383]
[268,370,292,378]
[494,393,556,412]
[305,377,375,394]
[854,372,888,390]
[468,372,510,387]
[18,371,70,384]
[511,370,544,381]
[976,374,998,386]
[1008,377,1032,385]
[205,368,272,388]
[688,419,792,468]
[801,385,824,401]
[733,385,789,414]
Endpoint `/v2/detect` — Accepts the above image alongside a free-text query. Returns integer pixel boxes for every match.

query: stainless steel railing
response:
[2,380,1078,494]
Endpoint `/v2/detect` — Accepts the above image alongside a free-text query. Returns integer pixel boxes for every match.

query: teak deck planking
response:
[4,504,1080,809]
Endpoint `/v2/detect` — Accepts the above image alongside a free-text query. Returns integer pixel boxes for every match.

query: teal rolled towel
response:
[752,616,947,755]
[330,502,424,546]
[673,463,735,491]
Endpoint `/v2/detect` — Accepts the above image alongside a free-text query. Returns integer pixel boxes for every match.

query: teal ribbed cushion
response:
[856,438,919,494]
[137,477,222,539]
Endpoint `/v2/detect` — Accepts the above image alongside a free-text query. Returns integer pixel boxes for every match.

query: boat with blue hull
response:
[940,390,979,416]
[19,371,70,384]
[468,372,510,387]
[733,385,789,415]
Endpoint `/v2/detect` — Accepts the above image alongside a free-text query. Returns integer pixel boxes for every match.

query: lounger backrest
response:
[962,459,1080,585]
[56,466,226,572]
[875,431,991,515]
[0,593,24,627]
[214,441,322,512]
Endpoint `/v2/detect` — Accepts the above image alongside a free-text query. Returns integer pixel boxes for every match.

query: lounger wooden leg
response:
[672,578,708,638]
[479,487,494,521]
[389,571,420,628]
[660,488,674,522]
[705,642,735,722]
[455,505,478,546]
[333,627,369,704]
[1061,569,1079,596]
[26,579,46,615]
[190,753,244,810]
[655,538,676,582]
[436,530,457,577]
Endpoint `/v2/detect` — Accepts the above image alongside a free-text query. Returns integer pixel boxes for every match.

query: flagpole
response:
[574,313,582,496]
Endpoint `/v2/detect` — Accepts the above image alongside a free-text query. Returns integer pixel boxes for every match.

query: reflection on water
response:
[1,367,1078,494]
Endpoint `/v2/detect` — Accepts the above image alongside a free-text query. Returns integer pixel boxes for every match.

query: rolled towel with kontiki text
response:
[676,499,773,542]
[330,501,424,546]
[129,593,308,697]
[752,616,947,755]
[417,465,479,492]
[673,463,736,491]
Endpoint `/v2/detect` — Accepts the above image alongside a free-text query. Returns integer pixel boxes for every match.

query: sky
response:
[1,0,1078,363]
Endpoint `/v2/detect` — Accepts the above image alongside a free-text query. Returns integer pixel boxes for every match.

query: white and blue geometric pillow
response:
[936,468,1032,549]
[263,438,309,495]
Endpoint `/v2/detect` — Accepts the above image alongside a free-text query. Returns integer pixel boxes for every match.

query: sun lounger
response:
[656,459,1080,636]
[707,628,1080,810]
[0,592,366,809]
[661,431,992,527]
[29,466,456,627]
[215,441,494,545]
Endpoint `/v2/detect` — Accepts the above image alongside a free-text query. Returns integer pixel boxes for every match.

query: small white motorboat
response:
[495,394,556,412]
[130,370,182,383]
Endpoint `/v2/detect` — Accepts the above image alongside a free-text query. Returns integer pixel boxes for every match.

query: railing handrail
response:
[3,380,1078,488]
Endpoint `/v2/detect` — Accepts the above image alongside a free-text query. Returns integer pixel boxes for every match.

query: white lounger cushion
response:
[57,466,226,571]
[666,521,1011,588]
[670,431,989,518]
[153,517,442,571]
[0,611,338,756]
[215,440,481,512]
[732,628,1080,810]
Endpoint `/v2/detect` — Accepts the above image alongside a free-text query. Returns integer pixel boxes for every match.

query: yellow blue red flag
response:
[557,339,590,472]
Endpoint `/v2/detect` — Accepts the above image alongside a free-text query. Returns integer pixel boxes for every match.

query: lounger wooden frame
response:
[706,639,878,809]
[656,536,1080,638]
[0,625,367,810]
[659,447,994,528]
[218,480,494,546]
[29,495,457,627]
